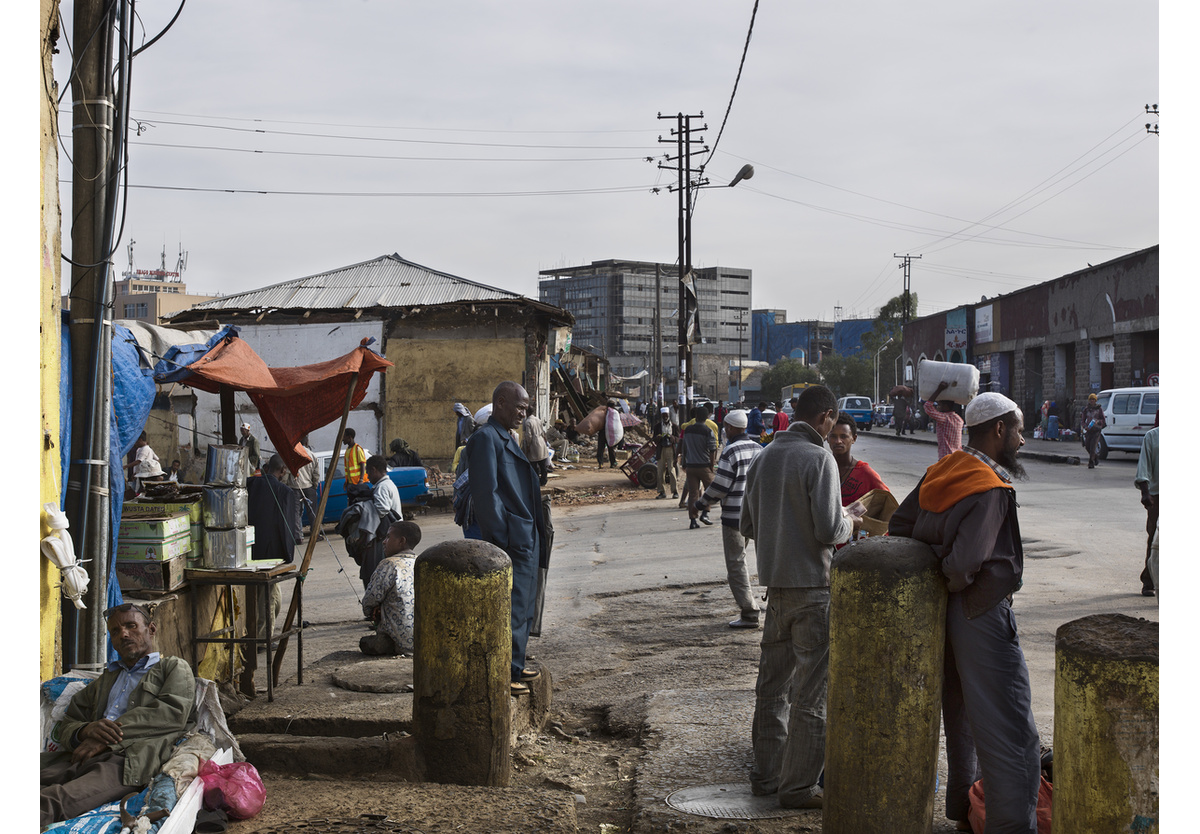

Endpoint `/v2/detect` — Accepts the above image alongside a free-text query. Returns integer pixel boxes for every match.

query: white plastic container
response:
[918,359,979,404]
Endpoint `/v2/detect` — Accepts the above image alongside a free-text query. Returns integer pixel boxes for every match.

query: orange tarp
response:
[180,335,393,474]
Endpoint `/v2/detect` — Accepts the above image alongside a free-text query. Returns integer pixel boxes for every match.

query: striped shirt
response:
[924,401,964,459]
[700,436,762,527]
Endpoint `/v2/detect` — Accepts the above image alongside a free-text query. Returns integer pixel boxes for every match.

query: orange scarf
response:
[918,450,1013,514]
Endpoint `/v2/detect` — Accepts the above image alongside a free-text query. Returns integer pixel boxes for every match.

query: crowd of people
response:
[70,376,1154,834]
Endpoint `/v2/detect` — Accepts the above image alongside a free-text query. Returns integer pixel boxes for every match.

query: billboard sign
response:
[975,305,993,344]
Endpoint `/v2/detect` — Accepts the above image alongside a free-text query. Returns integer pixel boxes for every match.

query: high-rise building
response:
[539,259,751,400]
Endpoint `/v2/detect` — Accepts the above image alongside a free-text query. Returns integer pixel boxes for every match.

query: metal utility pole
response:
[658,112,707,416]
[65,0,130,669]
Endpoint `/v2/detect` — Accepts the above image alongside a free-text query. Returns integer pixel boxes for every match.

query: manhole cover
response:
[251,817,424,833]
[665,783,809,819]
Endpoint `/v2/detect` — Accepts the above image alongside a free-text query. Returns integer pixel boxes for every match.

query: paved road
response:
[537,432,1157,734]
[286,431,1157,735]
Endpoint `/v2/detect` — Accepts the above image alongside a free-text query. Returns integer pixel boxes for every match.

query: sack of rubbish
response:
[917,359,980,404]
[198,758,266,820]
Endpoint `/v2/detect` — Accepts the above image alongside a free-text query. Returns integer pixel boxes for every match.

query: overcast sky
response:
[51,1,1160,323]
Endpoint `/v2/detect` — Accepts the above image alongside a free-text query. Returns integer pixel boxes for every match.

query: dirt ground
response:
[228,463,974,833]
[231,580,970,833]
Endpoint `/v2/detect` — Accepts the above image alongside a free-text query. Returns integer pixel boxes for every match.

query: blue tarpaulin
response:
[58,316,230,662]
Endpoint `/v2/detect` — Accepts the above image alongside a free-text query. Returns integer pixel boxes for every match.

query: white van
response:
[1095,386,1158,458]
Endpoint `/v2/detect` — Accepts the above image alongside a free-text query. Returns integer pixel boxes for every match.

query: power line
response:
[697,0,760,191]
[60,180,660,198]
[915,114,1147,253]
[129,108,651,135]
[920,134,1151,256]
[110,117,661,152]
[128,140,647,164]
[740,185,1129,250]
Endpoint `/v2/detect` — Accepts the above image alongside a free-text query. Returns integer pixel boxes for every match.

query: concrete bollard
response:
[826,537,947,834]
[412,539,513,786]
[1053,613,1158,834]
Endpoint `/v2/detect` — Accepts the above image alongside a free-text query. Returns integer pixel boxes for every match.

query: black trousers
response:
[1141,497,1158,591]
[596,433,616,466]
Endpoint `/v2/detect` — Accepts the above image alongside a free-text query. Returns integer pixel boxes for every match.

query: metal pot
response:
[202,527,251,569]
[205,444,249,487]
[203,486,248,529]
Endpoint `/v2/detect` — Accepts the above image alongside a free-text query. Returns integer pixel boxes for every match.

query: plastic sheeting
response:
[173,335,393,475]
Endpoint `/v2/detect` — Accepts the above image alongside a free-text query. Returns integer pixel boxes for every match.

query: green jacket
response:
[50,656,197,786]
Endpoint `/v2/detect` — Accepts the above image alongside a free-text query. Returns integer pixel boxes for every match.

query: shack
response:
[167,254,574,463]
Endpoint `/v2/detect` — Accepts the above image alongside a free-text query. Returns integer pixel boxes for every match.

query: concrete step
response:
[229,650,553,772]
[239,732,422,777]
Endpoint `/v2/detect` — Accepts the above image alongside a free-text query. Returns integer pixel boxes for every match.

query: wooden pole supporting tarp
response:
[272,371,359,684]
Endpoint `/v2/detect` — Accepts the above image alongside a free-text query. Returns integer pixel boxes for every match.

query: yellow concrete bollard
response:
[412,539,513,786]
[826,536,947,834]
[1053,613,1158,834]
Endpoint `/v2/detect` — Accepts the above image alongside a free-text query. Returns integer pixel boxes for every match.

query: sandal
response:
[510,681,530,696]
[519,667,541,681]
[195,808,229,833]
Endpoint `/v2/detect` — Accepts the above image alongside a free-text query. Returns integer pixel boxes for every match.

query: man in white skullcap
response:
[694,408,763,627]
[888,392,1041,834]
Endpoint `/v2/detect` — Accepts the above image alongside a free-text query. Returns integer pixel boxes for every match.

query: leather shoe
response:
[656,493,666,499]
[781,789,823,810]
[699,512,713,525]
[1141,587,1155,597]
[689,520,700,530]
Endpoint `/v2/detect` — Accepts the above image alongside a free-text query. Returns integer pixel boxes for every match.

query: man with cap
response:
[694,407,763,627]
[238,422,261,471]
[888,392,1041,834]
[653,406,679,500]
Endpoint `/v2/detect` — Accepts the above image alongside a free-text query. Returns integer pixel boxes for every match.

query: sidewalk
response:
[862,424,1083,465]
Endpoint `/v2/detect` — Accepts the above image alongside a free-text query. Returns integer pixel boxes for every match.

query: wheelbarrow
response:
[619,439,660,489]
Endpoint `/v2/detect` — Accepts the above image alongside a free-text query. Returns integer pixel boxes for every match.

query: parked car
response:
[836,395,874,431]
[873,404,894,427]
[1095,386,1158,459]
[302,450,430,525]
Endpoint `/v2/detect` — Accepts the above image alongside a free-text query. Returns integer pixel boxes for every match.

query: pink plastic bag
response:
[198,758,267,820]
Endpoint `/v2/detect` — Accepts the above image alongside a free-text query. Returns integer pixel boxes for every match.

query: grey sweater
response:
[739,421,852,588]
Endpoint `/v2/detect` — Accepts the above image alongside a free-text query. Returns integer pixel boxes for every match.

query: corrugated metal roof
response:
[182,254,535,313]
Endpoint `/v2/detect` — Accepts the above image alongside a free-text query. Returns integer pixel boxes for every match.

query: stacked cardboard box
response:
[114,509,191,592]
[122,492,204,565]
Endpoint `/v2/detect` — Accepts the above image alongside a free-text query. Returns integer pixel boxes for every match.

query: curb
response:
[861,430,1082,465]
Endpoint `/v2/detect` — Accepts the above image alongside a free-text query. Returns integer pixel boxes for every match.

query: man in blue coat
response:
[465,380,546,696]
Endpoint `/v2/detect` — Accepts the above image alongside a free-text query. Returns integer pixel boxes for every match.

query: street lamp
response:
[873,337,893,405]
[674,164,755,411]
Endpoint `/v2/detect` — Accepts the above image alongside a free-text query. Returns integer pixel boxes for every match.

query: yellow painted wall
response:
[383,338,527,461]
[40,0,63,680]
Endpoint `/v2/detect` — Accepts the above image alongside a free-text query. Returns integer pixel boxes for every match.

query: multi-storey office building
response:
[538,259,752,401]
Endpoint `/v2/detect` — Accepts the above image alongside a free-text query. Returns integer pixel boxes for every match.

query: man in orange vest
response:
[343,427,368,485]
